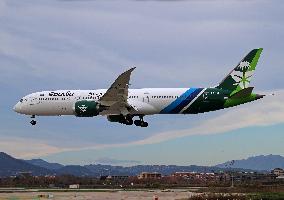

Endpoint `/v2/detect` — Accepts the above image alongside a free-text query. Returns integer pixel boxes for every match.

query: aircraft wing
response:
[98,67,136,115]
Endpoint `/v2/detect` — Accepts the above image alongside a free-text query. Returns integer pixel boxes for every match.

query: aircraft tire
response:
[141,121,148,127]
[134,120,141,126]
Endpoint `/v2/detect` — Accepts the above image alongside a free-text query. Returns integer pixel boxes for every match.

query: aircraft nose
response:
[13,102,21,113]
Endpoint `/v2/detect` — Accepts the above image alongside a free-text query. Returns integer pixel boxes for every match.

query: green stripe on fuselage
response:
[183,88,229,114]
[183,88,261,114]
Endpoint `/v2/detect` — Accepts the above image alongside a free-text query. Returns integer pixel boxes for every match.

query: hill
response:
[25,159,64,170]
[1,152,284,177]
[0,152,52,177]
[215,155,284,171]
[56,165,93,177]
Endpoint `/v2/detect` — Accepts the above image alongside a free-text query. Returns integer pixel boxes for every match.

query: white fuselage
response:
[14,88,200,116]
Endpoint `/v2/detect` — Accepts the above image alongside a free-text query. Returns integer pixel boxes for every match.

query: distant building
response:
[271,168,284,177]
[172,172,196,177]
[100,176,108,180]
[106,175,129,181]
[172,172,219,182]
[172,172,197,178]
[17,171,32,178]
[138,172,161,179]
[69,184,80,189]
[233,172,276,182]
[276,176,284,180]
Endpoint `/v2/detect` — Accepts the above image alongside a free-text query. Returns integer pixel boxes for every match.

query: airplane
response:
[14,48,265,127]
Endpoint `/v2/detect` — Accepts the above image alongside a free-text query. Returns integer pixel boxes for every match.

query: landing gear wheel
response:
[120,115,133,125]
[125,118,133,125]
[134,116,148,127]
[134,120,141,126]
[140,121,148,127]
[30,120,37,126]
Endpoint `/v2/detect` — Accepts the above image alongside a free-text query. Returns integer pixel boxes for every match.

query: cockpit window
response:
[20,99,23,103]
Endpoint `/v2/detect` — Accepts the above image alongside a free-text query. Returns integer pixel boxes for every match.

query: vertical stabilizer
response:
[216,48,263,95]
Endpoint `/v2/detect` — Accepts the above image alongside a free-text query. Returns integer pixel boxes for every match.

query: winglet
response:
[129,66,136,72]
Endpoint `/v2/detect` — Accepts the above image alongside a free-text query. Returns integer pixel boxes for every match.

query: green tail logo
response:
[216,48,263,95]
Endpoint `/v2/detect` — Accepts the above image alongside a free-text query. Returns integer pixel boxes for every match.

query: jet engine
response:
[73,100,100,117]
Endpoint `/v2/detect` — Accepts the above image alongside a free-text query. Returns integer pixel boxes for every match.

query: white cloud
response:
[1,0,282,89]
[0,137,70,158]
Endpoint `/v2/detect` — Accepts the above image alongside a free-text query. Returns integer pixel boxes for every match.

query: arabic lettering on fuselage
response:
[49,91,74,97]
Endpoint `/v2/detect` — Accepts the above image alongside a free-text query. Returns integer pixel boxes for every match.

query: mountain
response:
[0,152,52,177]
[25,159,64,170]
[56,165,93,177]
[216,155,284,171]
[2,152,284,178]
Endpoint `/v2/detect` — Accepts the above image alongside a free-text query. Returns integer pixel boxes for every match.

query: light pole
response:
[225,160,235,187]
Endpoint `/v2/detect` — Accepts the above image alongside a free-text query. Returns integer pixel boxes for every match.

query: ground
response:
[0,189,195,200]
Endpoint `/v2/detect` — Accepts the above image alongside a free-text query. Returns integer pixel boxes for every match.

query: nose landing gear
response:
[30,115,37,126]
[30,120,37,126]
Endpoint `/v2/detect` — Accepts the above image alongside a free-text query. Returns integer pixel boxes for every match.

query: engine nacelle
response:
[73,100,100,117]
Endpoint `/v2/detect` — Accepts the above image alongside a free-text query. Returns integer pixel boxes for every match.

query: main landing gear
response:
[114,115,148,127]
[123,115,133,126]
[134,116,148,127]
[30,115,37,126]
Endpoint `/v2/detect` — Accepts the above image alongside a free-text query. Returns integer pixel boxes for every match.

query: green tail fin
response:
[216,48,263,95]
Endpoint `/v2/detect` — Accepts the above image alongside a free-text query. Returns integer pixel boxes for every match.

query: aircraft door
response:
[142,92,150,103]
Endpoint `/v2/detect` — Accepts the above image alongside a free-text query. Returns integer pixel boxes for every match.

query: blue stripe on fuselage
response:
[160,88,201,114]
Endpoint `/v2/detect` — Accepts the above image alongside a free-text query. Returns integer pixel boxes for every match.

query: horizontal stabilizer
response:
[230,87,254,99]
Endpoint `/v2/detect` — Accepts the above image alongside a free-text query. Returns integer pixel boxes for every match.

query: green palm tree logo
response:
[233,61,252,89]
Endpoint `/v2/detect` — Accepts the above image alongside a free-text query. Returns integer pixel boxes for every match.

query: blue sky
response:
[0,0,284,166]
